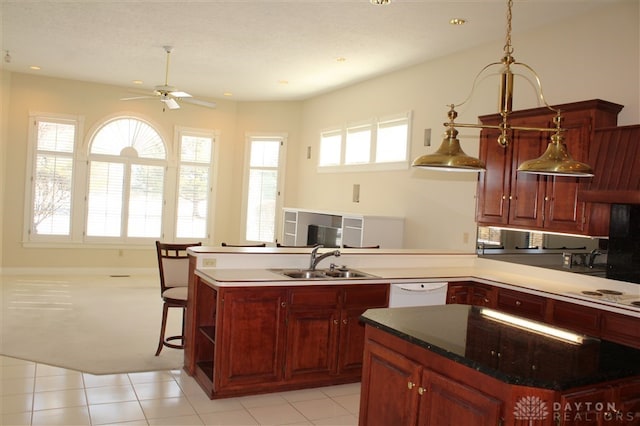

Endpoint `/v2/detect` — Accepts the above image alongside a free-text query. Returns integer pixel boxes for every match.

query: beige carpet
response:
[0,273,184,375]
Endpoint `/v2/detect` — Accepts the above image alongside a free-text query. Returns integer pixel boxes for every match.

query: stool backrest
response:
[155,241,202,292]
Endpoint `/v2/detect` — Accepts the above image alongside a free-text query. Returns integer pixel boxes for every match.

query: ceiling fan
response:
[121,46,217,110]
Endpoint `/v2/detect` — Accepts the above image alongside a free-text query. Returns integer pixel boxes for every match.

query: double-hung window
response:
[27,115,80,240]
[175,129,215,239]
[242,134,286,244]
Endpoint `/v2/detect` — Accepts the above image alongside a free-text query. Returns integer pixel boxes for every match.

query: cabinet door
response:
[508,117,547,229]
[559,387,610,426]
[339,285,389,375]
[217,288,287,389]
[359,340,422,426]
[543,112,591,233]
[419,369,502,426]
[285,307,340,380]
[286,286,341,380]
[476,126,512,226]
[337,307,367,375]
[615,379,640,425]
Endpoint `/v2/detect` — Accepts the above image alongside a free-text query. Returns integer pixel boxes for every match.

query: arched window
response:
[86,117,166,239]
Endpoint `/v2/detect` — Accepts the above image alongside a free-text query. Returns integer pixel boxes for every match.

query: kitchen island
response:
[185,247,640,402]
[359,305,640,425]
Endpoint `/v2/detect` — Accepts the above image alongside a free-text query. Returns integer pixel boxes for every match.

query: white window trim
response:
[23,111,85,244]
[169,126,220,243]
[317,111,412,173]
[240,132,287,245]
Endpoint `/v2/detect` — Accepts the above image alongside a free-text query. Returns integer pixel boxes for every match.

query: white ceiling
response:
[1,0,616,102]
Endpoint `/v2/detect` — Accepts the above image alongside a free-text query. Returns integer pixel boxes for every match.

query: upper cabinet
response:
[476,99,623,236]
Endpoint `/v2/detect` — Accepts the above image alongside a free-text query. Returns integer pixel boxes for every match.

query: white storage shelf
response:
[281,208,404,248]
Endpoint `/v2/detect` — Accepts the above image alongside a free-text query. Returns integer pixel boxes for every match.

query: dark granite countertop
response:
[361,305,640,391]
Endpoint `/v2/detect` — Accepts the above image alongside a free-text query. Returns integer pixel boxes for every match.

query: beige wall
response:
[295,0,639,249]
[1,0,638,269]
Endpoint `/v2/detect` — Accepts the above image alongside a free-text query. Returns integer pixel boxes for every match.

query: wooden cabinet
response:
[600,310,640,349]
[217,288,288,390]
[559,379,640,425]
[186,279,389,399]
[496,288,548,321]
[359,337,502,426]
[476,99,623,236]
[446,281,496,307]
[447,281,640,350]
[550,300,601,336]
[285,285,388,382]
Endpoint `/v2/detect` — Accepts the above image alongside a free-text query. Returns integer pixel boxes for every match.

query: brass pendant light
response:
[412,0,594,178]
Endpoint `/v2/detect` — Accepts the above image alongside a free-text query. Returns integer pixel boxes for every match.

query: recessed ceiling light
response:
[278,80,289,85]
[223,92,233,97]
[370,0,390,4]
[132,80,144,85]
[450,18,467,25]
[29,65,41,70]
[336,57,346,62]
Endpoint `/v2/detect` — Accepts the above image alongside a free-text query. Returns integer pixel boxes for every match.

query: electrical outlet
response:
[202,258,217,267]
[353,184,360,203]
[463,232,469,244]
[424,128,431,146]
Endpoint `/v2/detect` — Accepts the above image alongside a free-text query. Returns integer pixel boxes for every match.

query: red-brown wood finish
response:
[476,99,623,236]
[186,279,389,399]
[446,280,640,351]
[360,319,640,426]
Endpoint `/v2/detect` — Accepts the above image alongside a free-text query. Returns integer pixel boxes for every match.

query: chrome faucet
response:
[309,245,341,270]
[587,249,605,268]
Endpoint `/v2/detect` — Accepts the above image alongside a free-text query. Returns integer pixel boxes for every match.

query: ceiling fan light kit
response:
[120,45,216,111]
[412,0,594,178]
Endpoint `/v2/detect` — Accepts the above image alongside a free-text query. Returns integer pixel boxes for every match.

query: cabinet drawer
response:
[551,300,601,336]
[496,289,547,321]
[343,284,389,308]
[601,311,640,349]
[289,287,340,307]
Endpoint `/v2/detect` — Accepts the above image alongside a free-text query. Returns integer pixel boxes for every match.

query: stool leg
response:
[155,302,169,356]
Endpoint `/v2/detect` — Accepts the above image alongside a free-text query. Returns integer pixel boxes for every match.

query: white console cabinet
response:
[281,208,404,248]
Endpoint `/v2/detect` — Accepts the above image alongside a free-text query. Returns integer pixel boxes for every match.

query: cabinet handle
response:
[342,319,348,325]
[333,319,339,325]
[515,300,522,306]
[407,381,415,390]
[502,195,506,200]
[484,298,489,304]
[450,296,456,301]
[281,302,286,308]
[490,350,496,356]
[418,387,425,395]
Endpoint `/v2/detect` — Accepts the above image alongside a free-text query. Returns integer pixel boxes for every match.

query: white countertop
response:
[192,251,640,318]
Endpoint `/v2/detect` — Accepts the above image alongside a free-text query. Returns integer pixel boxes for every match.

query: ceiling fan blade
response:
[180,97,217,109]
[162,97,181,109]
[170,91,192,98]
[120,95,156,101]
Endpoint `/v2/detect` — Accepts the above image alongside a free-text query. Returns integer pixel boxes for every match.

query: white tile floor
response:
[0,355,360,426]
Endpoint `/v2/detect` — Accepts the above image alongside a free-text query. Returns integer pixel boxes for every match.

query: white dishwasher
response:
[388,282,448,307]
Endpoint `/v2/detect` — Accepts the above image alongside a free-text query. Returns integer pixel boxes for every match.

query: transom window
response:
[319,111,412,172]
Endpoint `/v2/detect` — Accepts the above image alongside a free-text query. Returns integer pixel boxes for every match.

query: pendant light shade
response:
[412,127,486,172]
[412,0,594,178]
[517,132,594,177]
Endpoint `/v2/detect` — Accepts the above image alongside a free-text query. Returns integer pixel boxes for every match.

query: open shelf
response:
[199,325,216,343]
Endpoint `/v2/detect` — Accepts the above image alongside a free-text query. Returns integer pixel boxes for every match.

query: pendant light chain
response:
[503,0,514,56]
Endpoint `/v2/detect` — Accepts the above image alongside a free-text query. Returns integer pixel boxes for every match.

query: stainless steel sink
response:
[270,268,378,280]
